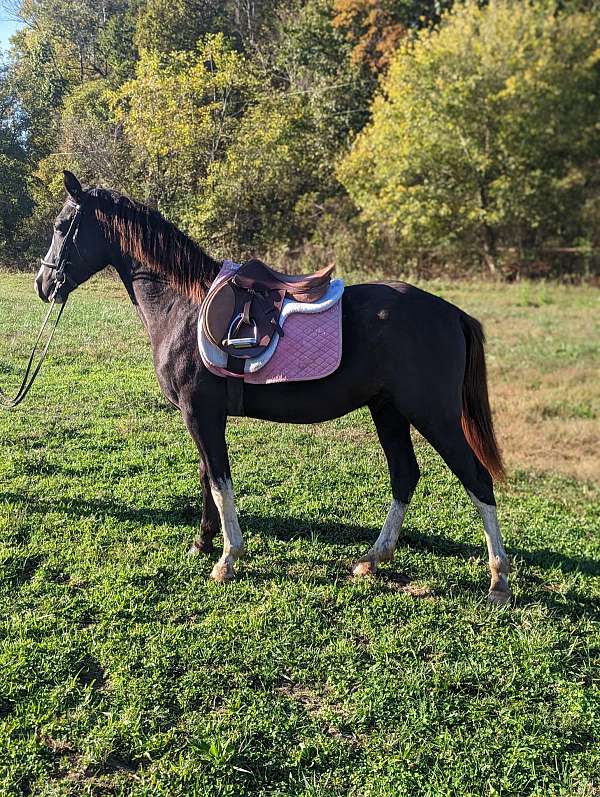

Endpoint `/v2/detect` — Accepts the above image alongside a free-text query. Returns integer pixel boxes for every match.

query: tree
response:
[272,0,372,139]
[338,0,600,271]
[332,0,452,72]
[130,2,373,256]
[0,65,32,258]
[134,0,226,54]
[134,0,274,56]
[192,92,333,254]
[111,34,258,217]
[3,0,133,82]
[34,79,132,204]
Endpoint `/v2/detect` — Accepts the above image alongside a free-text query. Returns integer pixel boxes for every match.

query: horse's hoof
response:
[487,588,511,606]
[352,559,377,577]
[210,562,235,583]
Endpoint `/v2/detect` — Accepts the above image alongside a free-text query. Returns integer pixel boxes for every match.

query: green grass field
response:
[0,273,599,796]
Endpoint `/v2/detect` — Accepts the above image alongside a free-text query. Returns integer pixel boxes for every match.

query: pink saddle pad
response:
[200,260,343,383]
[200,260,343,384]
[245,300,342,384]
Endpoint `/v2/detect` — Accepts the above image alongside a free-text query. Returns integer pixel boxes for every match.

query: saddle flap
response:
[202,282,237,347]
[202,278,286,359]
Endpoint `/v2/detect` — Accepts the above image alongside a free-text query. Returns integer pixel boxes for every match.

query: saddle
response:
[202,259,335,369]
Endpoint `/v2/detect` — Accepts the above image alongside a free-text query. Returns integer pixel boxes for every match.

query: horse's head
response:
[35,171,109,303]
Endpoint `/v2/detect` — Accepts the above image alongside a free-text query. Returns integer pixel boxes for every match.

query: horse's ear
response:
[63,170,83,203]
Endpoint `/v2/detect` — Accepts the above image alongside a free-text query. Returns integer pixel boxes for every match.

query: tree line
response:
[1,0,599,277]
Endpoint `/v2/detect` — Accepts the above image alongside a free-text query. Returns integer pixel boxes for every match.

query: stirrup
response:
[222,313,259,349]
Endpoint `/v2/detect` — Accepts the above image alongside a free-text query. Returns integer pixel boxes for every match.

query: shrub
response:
[338,0,600,273]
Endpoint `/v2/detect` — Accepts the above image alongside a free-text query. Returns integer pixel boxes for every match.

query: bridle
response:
[39,197,82,291]
[0,198,82,408]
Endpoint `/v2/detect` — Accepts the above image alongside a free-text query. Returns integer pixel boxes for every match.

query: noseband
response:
[39,197,82,293]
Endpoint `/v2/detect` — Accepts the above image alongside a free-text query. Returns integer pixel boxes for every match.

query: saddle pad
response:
[244,299,342,384]
[198,263,344,383]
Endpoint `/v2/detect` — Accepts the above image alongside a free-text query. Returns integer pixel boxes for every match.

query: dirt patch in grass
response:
[435,281,600,483]
[276,680,325,715]
[492,364,599,483]
[275,679,362,746]
[382,571,434,597]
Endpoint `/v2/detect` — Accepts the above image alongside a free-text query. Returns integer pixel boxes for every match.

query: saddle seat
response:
[202,259,335,365]
[232,259,334,301]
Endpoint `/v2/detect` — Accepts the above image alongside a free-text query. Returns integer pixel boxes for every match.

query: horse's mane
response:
[91,188,221,302]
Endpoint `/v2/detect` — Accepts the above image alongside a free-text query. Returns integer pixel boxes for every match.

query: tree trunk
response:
[479,184,497,274]
[482,223,497,274]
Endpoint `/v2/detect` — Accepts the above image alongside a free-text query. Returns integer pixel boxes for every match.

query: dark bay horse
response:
[35,171,511,604]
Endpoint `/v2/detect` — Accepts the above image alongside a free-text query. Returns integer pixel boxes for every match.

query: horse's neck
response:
[115,255,193,344]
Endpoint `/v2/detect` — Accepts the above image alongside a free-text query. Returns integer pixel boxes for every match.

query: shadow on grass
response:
[2,491,599,618]
[404,528,600,577]
[3,488,599,575]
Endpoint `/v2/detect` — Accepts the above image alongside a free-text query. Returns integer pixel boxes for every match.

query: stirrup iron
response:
[222,313,259,349]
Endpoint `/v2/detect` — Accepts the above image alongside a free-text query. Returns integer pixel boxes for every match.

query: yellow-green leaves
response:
[110,35,258,216]
[338,0,600,267]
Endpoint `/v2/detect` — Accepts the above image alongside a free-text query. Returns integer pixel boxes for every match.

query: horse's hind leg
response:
[469,491,510,605]
[353,403,420,577]
[417,416,510,605]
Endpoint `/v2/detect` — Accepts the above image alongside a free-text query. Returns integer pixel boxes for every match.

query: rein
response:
[0,297,66,408]
[0,199,80,409]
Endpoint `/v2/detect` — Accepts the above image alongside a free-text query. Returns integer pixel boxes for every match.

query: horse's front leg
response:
[182,404,243,582]
[188,456,220,556]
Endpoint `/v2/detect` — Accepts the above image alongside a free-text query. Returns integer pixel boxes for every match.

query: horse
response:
[34,171,511,605]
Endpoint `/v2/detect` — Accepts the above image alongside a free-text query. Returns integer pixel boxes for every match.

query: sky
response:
[0,16,20,53]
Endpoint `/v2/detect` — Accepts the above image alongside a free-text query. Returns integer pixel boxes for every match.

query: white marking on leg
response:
[468,491,511,604]
[353,499,408,576]
[209,478,243,582]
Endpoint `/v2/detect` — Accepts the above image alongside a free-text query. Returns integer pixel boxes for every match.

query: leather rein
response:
[0,199,81,408]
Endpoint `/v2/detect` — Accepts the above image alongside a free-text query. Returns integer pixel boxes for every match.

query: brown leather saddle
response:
[202,259,335,370]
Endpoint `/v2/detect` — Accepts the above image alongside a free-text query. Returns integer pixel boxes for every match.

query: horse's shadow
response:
[2,490,599,619]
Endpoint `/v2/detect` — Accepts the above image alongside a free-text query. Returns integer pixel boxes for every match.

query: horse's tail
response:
[459,313,505,482]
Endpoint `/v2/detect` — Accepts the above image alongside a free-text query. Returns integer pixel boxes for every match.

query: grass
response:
[0,272,599,797]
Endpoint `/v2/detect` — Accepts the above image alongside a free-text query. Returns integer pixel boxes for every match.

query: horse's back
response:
[340,280,467,345]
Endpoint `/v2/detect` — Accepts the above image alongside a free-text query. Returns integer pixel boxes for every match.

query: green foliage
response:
[32,80,130,212]
[190,0,373,255]
[192,92,330,254]
[0,153,31,258]
[7,30,66,164]
[338,0,600,270]
[0,66,32,257]
[112,35,258,220]
[17,79,132,263]
[273,0,372,144]
[133,0,227,53]
[99,2,143,86]
[2,0,600,274]
[12,0,131,83]
[117,2,370,256]
[133,0,276,55]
